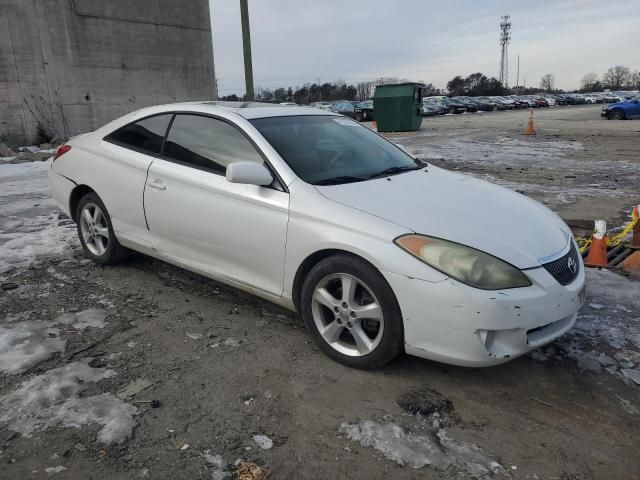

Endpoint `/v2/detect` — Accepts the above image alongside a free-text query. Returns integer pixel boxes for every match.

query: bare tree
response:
[602,65,631,90]
[540,74,554,92]
[628,70,639,90]
[580,72,598,91]
[356,81,374,101]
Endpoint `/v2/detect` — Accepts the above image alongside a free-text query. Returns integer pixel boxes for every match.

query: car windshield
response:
[250,115,422,185]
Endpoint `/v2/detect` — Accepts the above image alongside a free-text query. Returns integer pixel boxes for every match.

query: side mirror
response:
[226,162,273,186]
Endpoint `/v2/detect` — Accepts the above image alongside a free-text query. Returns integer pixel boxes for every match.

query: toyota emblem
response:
[567,256,577,274]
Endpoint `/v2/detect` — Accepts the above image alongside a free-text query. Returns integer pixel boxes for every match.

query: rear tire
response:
[76,192,130,264]
[610,109,625,120]
[300,254,404,369]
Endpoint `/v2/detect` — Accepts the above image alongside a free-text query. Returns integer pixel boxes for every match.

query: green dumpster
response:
[373,83,424,132]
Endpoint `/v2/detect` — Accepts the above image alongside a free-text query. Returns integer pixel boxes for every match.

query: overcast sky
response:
[209,0,638,95]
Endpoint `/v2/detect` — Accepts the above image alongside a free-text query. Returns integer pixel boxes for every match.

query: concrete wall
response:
[0,0,216,146]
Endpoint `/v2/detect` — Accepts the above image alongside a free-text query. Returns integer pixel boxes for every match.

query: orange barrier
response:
[523,109,536,135]
[630,205,640,248]
[584,220,609,267]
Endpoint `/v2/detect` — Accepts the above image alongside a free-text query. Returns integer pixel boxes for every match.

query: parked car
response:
[310,102,334,111]
[353,100,374,121]
[451,97,478,112]
[422,99,449,116]
[440,97,467,114]
[476,97,502,110]
[466,98,497,111]
[489,96,515,110]
[602,96,640,119]
[330,100,356,118]
[48,102,586,368]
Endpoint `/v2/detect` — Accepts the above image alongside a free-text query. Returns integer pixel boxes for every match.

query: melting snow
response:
[0,160,78,277]
[203,451,227,480]
[339,421,501,475]
[531,269,640,380]
[0,309,109,374]
[0,360,137,444]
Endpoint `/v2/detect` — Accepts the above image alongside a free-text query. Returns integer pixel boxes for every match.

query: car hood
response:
[316,166,570,269]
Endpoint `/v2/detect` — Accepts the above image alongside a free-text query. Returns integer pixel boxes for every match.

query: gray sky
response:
[209,0,638,95]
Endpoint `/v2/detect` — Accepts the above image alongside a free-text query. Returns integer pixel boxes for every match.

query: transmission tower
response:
[499,15,511,88]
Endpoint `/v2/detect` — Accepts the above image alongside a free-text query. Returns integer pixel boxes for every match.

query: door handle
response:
[148,180,166,191]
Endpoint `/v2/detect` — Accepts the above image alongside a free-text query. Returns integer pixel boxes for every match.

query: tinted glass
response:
[105,114,172,154]
[163,114,263,174]
[251,115,420,185]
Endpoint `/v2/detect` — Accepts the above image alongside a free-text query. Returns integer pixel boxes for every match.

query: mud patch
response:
[397,388,453,416]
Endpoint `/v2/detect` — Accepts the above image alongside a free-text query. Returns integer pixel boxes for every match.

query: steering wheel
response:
[327,149,353,170]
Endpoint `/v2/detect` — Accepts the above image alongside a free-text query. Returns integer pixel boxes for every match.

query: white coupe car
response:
[49,102,586,369]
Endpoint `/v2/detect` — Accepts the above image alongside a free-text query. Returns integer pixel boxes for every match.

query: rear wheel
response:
[355,112,363,122]
[76,192,130,264]
[300,254,404,369]
[610,109,625,120]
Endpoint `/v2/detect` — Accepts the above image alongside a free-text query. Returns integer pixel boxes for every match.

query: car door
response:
[630,99,640,119]
[143,113,289,297]
[99,113,173,248]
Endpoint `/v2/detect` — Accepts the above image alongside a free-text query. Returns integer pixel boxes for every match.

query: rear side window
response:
[105,114,173,155]
[163,114,263,174]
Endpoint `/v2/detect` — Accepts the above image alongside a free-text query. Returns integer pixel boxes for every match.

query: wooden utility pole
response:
[240,0,254,101]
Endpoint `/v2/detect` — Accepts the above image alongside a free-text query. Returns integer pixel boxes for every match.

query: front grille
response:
[542,242,580,285]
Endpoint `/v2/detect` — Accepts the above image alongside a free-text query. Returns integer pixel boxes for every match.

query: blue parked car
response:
[601,96,640,120]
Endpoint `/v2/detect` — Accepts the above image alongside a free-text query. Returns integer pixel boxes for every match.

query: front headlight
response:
[394,234,532,290]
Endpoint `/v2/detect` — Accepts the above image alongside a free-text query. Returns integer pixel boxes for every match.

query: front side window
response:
[105,114,172,155]
[251,115,421,185]
[163,114,263,174]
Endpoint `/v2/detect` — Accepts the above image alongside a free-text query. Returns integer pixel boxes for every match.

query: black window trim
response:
[103,113,174,158]
[103,111,288,193]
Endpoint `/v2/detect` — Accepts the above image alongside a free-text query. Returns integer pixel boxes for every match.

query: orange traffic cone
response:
[371,120,377,131]
[630,205,640,249]
[523,109,536,135]
[584,220,609,267]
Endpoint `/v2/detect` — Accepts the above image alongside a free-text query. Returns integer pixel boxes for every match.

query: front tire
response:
[300,254,404,369]
[76,192,130,264]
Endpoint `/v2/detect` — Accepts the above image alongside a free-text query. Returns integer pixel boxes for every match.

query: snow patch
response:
[55,308,109,330]
[0,309,109,373]
[0,321,65,374]
[253,434,273,449]
[203,451,227,480]
[0,360,137,444]
[339,421,501,475]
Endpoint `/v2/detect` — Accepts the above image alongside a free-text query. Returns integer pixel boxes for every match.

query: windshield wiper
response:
[313,175,368,186]
[367,164,423,179]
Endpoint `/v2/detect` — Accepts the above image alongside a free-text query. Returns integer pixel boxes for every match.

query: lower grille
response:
[542,242,580,285]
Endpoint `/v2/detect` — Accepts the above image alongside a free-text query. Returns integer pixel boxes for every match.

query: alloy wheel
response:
[79,202,109,256]
[311,273,384,357]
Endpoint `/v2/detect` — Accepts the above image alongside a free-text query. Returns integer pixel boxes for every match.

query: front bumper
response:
[383,263,586,367]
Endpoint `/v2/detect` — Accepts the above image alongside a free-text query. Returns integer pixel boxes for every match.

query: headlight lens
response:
[395,234,532,290]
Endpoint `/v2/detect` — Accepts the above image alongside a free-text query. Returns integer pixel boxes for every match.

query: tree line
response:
[219,64,638,103]
[220,77,441,103]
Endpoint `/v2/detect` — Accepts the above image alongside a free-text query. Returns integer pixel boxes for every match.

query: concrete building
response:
[1,0,216,146]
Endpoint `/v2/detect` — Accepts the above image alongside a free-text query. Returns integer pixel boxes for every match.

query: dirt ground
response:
[1,105,639,480]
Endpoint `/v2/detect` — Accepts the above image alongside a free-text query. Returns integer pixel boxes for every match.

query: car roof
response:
[129,101,337,121]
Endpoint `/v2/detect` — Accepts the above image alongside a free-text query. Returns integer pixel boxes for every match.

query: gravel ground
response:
[1,105,639,480]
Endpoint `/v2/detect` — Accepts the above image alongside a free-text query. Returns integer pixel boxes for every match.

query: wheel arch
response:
[69,184,96,222]
[291,248,388,313]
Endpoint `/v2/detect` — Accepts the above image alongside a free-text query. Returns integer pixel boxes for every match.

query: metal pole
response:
[239,0,254,101]
[516,55,520,95]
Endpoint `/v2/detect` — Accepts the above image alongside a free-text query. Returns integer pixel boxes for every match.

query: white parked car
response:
[49,102,586,369]
[544,96,557,106]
